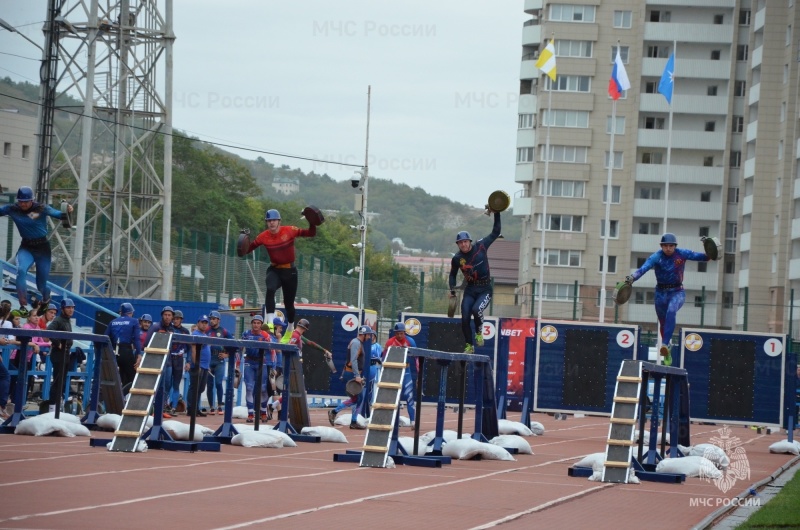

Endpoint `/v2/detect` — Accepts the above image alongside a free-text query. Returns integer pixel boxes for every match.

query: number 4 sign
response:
[341,314,359,332]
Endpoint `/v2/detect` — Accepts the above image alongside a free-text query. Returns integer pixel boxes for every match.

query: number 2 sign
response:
[616,329,634,348]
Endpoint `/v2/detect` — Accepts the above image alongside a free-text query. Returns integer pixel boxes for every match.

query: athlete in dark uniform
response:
[245,209,316,329]
[449,210,501,353]
[106,302,142,391]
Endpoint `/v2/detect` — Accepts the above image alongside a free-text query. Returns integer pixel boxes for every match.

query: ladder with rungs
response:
[109,333,172,452]
[602,359,643,483]
[359,346,408,468]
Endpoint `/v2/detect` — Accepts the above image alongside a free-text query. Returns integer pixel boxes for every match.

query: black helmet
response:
[296,318,310,330]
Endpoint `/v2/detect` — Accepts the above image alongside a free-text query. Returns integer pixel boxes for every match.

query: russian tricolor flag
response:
[608,49,631,101]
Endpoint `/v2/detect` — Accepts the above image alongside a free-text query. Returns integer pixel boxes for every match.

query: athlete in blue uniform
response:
[106,302,142,392]
[448,210,501,353]
[0,187,72,315]
[626,233,709,365]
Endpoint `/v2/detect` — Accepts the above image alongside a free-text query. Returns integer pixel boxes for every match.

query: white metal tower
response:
[47,0,173,299]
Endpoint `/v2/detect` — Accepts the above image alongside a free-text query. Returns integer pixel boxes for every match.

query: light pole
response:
[353,86,371,326]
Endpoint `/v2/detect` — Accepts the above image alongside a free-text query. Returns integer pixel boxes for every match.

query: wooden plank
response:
[371,403,396,410]
[368,424,393,431]
[143,349,169,354]
[136,368,162,375]
[604,460,630,468]
[382,362,406,369]
[129,388,155,395]
[122,410,149,416]
[613,396,639,404]
[362,445,388,453]
[616,376,641,383]
[607,439,634,446]
[610,418,637,425]
[114,430,141,438]
[377,382,402,390]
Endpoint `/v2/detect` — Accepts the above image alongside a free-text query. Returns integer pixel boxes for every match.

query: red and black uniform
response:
[248,225,316,324]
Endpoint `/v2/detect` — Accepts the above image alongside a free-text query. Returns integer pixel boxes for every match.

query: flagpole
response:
[537,73,553,321]
[599,97,618,323]
[663,41,676,234]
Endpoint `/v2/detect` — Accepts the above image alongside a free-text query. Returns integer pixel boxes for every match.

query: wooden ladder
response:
[109,333,172,452]
[602,359,642,483]
[359,346,408,468]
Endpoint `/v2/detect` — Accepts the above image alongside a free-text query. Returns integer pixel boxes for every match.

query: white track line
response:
[214,456,584,529]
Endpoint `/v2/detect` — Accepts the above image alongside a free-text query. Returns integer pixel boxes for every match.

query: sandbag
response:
[301,426,348,443]
[231,431,284,448]
[655,456,722,479]
[490,434,533,455]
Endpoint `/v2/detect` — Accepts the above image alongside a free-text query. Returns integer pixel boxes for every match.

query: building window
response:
[784,64,789,84]
[539,179,585,198]
[644,82,658,94]
[518,114,534,129]
[705,121,716,132]
[727,187,739,203]
[699,227,710,238]
[603,185,621,204]
[737,45,749,61]
[713,14,724,24]
[788,25,793,47]
[517,147,534,163]
[650,10,671,22]
[638,222,660,235]
[600,220,619,238]
[730,151,741,168]
[636,257,647,269]
[708,86,718,96]
[610,46,629,63]
[701,191,712,202]
[779,140,784,160]
[646,45,670,58]
[541,283,576,301]
[703,156,714,167]
[723,291,734,308]
[634,291,655,304]
[539,214,584,232]
[599,255,617,274]
[605,151,624,169]
[547,75,591,93]
[21,145,30,160]
[732,116,744,133]
[643,116,666,129]
[694,295,704,308]
[724,256,735,275]
[3,142,9,157]
[554,40,593,58]
[725,222,737,253]
[641,152,664,165]
[535,249,582,267]
[606,116,625,134]
[710,50,721,60]
[541,109,590,128]
[549,4,596,23]
[614,10,632,29]
[640,187,661,199]
[739,9,751,26]
[734,81,746,97]
[540,145,588,163]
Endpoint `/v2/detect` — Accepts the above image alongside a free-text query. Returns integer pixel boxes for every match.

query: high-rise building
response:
[513,0,798,338]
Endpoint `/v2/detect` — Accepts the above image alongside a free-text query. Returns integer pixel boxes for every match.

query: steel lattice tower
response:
[47,0,173,299]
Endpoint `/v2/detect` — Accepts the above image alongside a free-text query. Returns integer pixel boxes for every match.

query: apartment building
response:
[513,0,799,337]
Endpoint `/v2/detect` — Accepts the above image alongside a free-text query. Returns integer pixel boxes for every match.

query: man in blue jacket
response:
[186,315,212,417]
[0,187,72,315]
[106,302,142,393]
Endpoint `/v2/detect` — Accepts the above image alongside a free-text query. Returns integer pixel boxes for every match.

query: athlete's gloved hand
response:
[624,275,634,285]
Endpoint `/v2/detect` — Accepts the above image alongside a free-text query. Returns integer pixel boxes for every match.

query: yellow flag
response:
[535,41,557,82]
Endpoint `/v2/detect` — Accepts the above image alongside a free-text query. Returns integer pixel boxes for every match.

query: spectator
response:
[241,315,273,422]
[185,315,211,417]
[164,310,189,415]
[47,299,75,411]
[205,310,235,415]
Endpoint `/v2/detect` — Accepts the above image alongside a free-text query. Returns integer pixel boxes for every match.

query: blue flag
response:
[658,54,675,104]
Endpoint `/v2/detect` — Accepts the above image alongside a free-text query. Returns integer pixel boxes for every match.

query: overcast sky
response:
[1,1,527,208]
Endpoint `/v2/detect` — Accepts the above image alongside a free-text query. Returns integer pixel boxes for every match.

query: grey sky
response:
[1,1,527,208]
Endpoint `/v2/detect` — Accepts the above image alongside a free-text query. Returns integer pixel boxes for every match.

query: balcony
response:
[743,157,756,178]
[740,231,751,252]
[519,93,537,113]
[742,194,753,215]
[793,218,800,240]
[522,23,541,46]
[754,7,765,32]
[646,0,734,7]
[515,163,534,183]
[644,22,733,44]
[795,178,800,199]
[524,0,543,13]
[751,45,763,68]
[642,57,731,80]
[513,196,533,216]
[640,93,729,115]
[637,129,726,151]
[636,164,724,186]
[631,234,660,253]
[790,258,800,280]
[520,59,539,80]
[517,128,536,148]
[746,120,758,143]
[738,268,749,286]
[749,83,760,106]
[633,199,722,221]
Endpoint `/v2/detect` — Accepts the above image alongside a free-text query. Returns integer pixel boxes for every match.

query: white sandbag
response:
[397,415,411,427]
[334,414,367,428]
[38,412,81,424]
[301,426,348,443]
[627,468,640,484]
[385,456,396,468]
[490,435,533,455]
[232,406,249,419]
[497,419,534,436]
[573,452,606,472]
[688,444,730,470]
[442,438,483,460]
[14,415,90,437]
[768,440,800,455]
[398,436,431,456]
[476,441,515,461]
[636,429,670,445]
[251,425,298,447]
[96,414,122,431]
[161,420,214,442]
[530,421,545,436]
[655,456,722,479]
[421,430,459,445]
[231,430,284,448]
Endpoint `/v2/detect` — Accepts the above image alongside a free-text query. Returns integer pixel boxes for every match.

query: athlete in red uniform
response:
[246,209,316,326]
